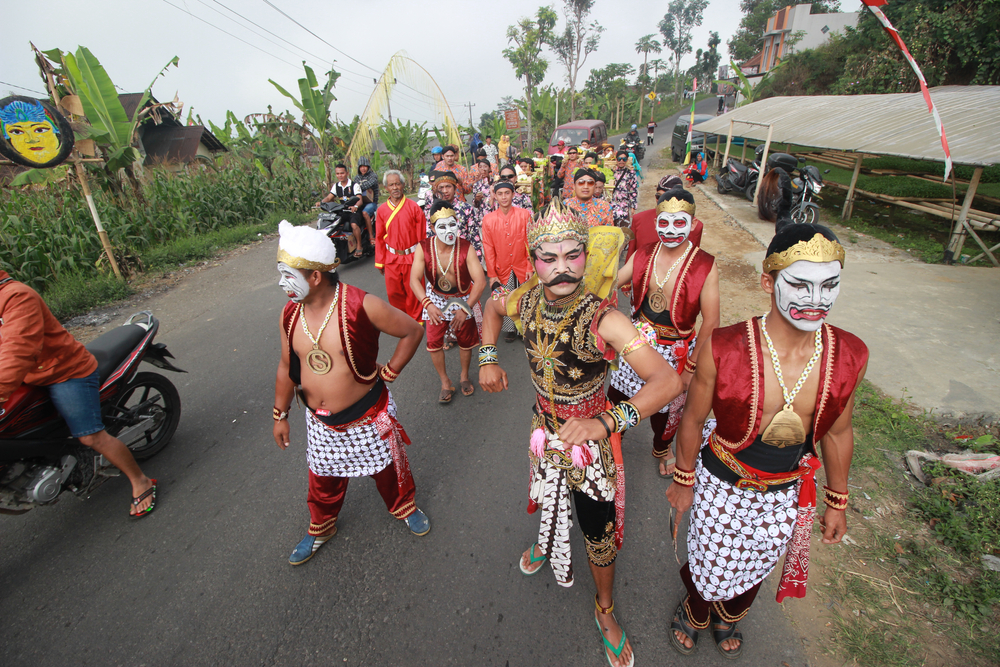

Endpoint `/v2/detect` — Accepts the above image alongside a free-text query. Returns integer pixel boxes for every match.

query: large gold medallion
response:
[438,277,452,292]
[760,403,807,448]
[306,347,333,375]
[648,290,667,313]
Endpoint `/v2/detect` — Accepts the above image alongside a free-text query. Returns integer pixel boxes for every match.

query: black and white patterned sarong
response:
[421,280,484,338]
[610,333,695,414]
[686,423,799,601]
[500,272,519,333]
[305,393,398,477]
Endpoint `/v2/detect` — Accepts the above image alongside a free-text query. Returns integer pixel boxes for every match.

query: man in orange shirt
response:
[0,270,157,516]
[481,181,533,342]
[375,170,427,322]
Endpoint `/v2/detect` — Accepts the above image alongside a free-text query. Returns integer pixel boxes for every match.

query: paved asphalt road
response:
[0,97,812,667]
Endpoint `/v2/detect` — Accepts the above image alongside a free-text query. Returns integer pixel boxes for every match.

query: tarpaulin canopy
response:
[693,86,1000,167]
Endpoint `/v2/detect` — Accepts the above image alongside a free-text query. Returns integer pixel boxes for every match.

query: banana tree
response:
[379,119,429,190]
[269,63,340,189]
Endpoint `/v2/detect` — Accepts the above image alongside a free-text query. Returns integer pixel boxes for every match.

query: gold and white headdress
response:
[762,233,845,274]
[277,220,339,272]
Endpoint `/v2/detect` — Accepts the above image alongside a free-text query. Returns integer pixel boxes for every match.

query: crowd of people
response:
[0,134,866,667]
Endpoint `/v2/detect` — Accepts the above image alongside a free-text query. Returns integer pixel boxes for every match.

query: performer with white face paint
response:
[665,224,868,659]
[478,198,682,667]
[409,201,486,404]
[613,189,720,478]
[272,221,430,566]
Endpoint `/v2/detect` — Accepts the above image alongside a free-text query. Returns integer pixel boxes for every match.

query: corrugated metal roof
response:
[693,86,1000,166]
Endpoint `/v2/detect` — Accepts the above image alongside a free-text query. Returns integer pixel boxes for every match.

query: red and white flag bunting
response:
[861,0,952,181]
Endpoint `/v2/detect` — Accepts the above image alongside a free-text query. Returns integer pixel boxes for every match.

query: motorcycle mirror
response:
[797,157,805,163]
[824,169,830,174]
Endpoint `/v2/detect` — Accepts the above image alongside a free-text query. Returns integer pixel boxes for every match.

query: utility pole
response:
[463,101,476,129]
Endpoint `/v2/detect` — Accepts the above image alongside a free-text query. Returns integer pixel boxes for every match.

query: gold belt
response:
[387,242,419,256]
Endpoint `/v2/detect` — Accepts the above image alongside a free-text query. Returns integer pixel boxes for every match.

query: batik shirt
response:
[563,196,614,228]
[483,143,499,168]
[423,196,481,261]
[433,160,475,197]
[557,159,583,195]
[609,167,638,223]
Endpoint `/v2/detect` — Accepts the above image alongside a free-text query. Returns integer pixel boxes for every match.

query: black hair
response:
[486,135,492,140]
[766,223,839,263]
[334,163,347,171]
[499,164,517,175]
[657,187,695,207]
[442,145,457,154]
[616,150,629,160]
[476,158,491,167]
[584,151,599,161]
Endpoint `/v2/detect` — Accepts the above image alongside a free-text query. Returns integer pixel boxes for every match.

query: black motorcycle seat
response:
[730,160,748,174]
[85,324,148,383]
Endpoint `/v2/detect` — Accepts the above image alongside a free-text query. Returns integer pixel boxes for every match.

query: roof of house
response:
[118,93,226,161]
[692,86,1000,166]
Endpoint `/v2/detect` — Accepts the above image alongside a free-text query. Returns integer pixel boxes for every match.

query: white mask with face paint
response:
[277,262,310,303]
[656,211,692,248]
[773,260,842,332]
[434,216,459,246]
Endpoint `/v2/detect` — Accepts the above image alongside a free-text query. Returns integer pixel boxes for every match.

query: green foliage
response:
[658,0,710,102]
[546,0,605,120]
[42,272,134,321]
[727,0,841,61]
[269,63,341,187]
[912,463,1000,558]
[584,63,637,100]
[378,120,430,189]
[504,6,557,145]
[864,156,1000,183]
[688,31,722,89]
[753,33,852,98]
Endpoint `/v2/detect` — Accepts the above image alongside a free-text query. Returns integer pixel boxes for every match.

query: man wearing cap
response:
[613,188,720,479]
[666,224,867,658]
[563,168,614,228]
[481,180,533,343]
[610,150,639,227]
[409,200,486,403]
[433,145,474,197]
[557,146,582,196]
[423,170,481,261]
[375,170,427,322]
[273,221,430,566]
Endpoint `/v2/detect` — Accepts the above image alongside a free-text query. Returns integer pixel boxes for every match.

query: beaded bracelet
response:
[604,400,640,433]
[478,344,499,366]
[823,486,849,511]
[491,286,510,302]
[673,467,696,487]
[379,363,400,383]
[273,406,289,422]
[420,296,433,309]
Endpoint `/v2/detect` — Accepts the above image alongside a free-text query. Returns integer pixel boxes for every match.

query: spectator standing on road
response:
[646,120,657,145]
[483,136,499,171]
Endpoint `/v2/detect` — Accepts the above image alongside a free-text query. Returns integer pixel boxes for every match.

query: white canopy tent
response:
[693,86,1000,264]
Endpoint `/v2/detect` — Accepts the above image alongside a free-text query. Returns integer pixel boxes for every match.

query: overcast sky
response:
[0,0,865,129]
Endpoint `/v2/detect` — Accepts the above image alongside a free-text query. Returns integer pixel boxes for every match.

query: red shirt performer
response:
[375,169,427,321]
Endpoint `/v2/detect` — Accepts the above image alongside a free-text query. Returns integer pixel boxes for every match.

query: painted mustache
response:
[544,273,583,286]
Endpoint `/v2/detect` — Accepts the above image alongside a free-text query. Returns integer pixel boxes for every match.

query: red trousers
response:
[384,263,422,321]
[307,463,416,535]
[680,562,762,626]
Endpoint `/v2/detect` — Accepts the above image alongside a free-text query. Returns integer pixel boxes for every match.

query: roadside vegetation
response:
[817,382,1000,667]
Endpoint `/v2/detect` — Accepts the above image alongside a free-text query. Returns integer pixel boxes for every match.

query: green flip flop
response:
[594,602,634,667]
[518,542,547,575]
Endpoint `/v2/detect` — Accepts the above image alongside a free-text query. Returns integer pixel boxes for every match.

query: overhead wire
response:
[0,81,48,96]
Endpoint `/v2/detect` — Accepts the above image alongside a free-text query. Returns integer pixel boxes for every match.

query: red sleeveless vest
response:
[630,242,715,334]
[281,282,380,385]
[710,318,868,453]
[420,237,474,296]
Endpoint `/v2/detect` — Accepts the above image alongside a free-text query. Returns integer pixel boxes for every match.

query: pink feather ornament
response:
[530,428,546,458]
[571,443,594,469]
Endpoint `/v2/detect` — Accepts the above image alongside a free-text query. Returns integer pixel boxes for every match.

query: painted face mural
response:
[773,260,842,332]
[433,216,459,246]
[656,211,692,247]
[533,240,586,297]
[277,262,311,303]
[0,97,74,169]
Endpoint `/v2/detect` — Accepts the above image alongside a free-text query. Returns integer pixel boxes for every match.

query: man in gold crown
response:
[665,223,868,658]
[271,221,430,567]
[612,188,720,478]
[479,200,681,667]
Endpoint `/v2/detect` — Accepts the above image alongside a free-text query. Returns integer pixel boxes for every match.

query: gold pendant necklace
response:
[299,284,340,375]
[648,242,690,314]
[758,314,823,448]
[433,237,456,292]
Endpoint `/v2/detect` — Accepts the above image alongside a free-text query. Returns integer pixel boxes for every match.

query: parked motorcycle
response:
[789,164,825,225]
[0,312,184,515]
[416,173,432,208]
[316,197,372,265]
[716,144,765,200]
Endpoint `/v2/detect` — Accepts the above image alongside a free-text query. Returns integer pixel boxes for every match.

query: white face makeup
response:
[656,211,692,247]
[773,260,842,331]
[433,216,459,246]
[277,262,310,302]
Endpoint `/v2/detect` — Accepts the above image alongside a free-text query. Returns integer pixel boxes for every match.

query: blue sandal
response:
[594,596,634,667]
[518,542,547,575]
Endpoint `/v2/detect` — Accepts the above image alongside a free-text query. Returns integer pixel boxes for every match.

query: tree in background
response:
[269,63,341,190]
[727,0,841,62]
[379,119,430,190]
[504,6,557,148]
[584,63,636,128]
[547,0,604,120]
[688,31,722,92]
[635,34,662,126]
[658,0,709,103]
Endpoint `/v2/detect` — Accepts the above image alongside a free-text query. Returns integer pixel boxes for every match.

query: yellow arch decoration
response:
[346,50,463,168]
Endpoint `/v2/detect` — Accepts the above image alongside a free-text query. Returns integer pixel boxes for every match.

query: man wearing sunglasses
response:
[564,168,614,228]
[556,147,582,197]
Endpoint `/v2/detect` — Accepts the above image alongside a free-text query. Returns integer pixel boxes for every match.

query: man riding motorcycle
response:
[0,271,158,517]
[625,124,641,145]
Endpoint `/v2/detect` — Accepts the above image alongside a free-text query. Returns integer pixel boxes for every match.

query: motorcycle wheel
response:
[745,180,757,201]
[717,174,728,194]
[107,372,181,461]
[802,206,817,225]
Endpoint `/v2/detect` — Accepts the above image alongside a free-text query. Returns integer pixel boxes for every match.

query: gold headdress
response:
[526,197,588,251]
[762,233,846,273]
[277,220,339,272]
[656,195,696,216]
[428,205,457,226]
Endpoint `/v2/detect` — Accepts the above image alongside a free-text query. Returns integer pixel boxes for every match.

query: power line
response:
[0,80,47,96]
[207,0,330,65]
[196,0,323,66]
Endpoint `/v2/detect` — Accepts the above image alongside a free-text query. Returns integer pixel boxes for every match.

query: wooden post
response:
[752,124,773,206]
[740,139,747,164]
[713,133,722,168]
[945,166,983,263]
[75,162,122,280]
[842,154,863,220]
[721,120,734,169]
